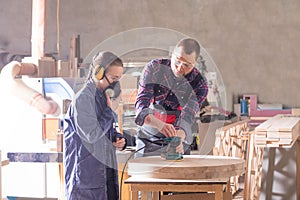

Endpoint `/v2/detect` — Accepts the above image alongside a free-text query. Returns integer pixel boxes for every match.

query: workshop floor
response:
[232,175,245,200]
[233,191,244,200]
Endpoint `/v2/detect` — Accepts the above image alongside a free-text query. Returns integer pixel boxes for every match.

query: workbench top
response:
[128,155,245,180]
[125,175,229,184]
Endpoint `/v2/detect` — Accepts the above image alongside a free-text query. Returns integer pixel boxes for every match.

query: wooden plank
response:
[69,35,79,78]
[255,115,300,147]
[297,139,300,200]
[244,131,265,200]
[37,57,56,77]
[267,117,300,132]
[218,119,249,131]
[0,160,9,167]
[125,176,228,184]
[56,60,70,77]
[161,192,232,200]
[0,150,2,199]
[292,108,300,116]
[118,163,130,200]
[58,162,65,200]
[255,115,281,132]
[161,193,216,200]
[126,180,229,200]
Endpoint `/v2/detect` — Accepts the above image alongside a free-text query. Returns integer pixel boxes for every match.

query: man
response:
[134,38,208,157]
[64,51,126,200]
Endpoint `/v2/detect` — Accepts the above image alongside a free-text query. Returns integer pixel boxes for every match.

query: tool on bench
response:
[161,136,183,161]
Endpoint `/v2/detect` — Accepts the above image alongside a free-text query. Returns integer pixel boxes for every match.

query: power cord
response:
[119,139,165,200]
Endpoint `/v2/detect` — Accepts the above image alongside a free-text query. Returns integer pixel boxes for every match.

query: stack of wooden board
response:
[254,114,300,147]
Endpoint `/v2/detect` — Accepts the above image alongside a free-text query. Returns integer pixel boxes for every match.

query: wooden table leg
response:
[58,162,65,200]
[214,184,223,200]
[141,191,148,200]
[130,189,138,200]
[244,132,254,200]
[118,163,130,200]
[152,191,159,200]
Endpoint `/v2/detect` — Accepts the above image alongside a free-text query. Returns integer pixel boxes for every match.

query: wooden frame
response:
[243,132,264,200]
[213,120,249,194]
[125,176,232,200]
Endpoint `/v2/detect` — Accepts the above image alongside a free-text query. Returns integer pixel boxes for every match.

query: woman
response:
[64,51,126,200]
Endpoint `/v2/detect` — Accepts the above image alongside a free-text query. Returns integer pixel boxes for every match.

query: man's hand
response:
[160,123,176,137]
[175,129,186,154]
[176,129,186,141]
[144,114,176,137]
[113,138,126,150]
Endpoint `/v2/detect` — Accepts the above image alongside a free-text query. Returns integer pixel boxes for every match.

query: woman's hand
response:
[106,92,112,108]
[113,137,126,150]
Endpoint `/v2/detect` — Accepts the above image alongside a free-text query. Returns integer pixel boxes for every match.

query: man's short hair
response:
[176,38,200,59]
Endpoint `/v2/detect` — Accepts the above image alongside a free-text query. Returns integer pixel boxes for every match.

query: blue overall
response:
[63,79,124,200]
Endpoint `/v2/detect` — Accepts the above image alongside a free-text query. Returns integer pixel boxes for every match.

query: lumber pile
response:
[254,114,300,147]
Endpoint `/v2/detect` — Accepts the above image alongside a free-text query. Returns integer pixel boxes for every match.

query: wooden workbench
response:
[244,114,300,199]
[125,155,245,200]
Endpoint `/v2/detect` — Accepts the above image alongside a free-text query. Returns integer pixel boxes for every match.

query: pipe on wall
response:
[31,0,46,58]
[0,61,60,116]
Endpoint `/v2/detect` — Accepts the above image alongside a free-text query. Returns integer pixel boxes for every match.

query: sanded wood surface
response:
[128,155,245,180]
[125,176,229,184]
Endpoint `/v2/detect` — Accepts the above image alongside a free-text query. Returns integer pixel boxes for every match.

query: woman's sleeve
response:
[74,94,106,144]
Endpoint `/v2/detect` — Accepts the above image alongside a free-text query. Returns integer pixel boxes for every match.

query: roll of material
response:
[240,99,248,116]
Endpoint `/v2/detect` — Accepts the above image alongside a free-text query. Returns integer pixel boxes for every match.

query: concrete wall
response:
[1,0,299,109]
